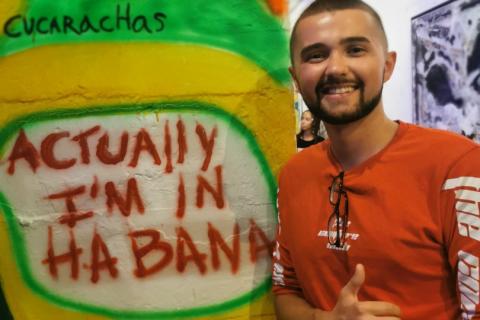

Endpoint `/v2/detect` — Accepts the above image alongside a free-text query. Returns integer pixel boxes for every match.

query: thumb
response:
[343,264,365,296]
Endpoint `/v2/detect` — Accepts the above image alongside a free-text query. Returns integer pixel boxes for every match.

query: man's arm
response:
[441,147,480,318]
[275,294,330,320]
[274,264,402,320]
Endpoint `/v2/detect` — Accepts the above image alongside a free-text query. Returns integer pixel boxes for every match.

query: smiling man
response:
[273,1,480,319]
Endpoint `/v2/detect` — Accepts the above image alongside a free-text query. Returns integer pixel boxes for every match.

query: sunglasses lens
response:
[327,214,338,244]
[329,178,341,204]
[327,172,348,248]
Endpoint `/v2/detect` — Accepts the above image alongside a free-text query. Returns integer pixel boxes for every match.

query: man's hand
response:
[274,264,402,320]
[328,264,402,320]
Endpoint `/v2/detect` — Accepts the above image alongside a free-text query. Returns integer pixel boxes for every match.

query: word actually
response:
[7,120,216,175]
[3,3,167,38]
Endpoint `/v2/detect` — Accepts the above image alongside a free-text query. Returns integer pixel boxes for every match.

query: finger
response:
[356,317,401,320]
[356,315,401,320]
[343,264,365,296]
[357,301,402,317]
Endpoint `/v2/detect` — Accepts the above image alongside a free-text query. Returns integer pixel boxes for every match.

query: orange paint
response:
[42,226,83,280]
[164,120,173,173]
[266,0,287,16]
[176,226,207,274]
[89,229,119,283]
[40,131,77,169]
[176,119,187,164]
[208,222,240,274]
[47,186,94,228]
[90,175,99,198]
[196,165,225,209]
[129,229,174,278]
[105,177,145,216]
[176,173,186,219]
[195,123,217,171]
[71,125,101,164]
[7,129,40,175]
[96,131,129,164]
[248,219,274,262]
[128,128,161,167]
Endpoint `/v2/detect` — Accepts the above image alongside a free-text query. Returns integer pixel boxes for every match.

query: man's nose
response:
[324,52,348,76]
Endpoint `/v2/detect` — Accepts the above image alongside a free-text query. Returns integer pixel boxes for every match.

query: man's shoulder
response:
[281,141,329,176]
[404,122,477,151]
[401,122,479,168]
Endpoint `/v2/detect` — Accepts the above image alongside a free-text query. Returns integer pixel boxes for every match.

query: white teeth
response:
[327,87,355,94]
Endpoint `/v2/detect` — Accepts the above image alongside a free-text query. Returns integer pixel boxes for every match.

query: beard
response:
[304,75,383,125]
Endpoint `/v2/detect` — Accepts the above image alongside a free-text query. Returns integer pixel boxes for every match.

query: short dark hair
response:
[290,0,388,63]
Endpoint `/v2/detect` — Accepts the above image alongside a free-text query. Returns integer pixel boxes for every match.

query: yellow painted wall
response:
[0,1,295,319]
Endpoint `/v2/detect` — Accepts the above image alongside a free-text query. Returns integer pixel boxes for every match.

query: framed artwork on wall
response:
[412,0,480,142]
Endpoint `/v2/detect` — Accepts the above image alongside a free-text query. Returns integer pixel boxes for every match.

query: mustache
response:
[315,75,363,94]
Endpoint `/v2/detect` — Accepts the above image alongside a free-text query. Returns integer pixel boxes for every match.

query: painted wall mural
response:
[412,0,480,142]
[0,0,295,319]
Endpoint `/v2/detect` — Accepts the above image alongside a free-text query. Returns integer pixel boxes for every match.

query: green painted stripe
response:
[0,0,290,85]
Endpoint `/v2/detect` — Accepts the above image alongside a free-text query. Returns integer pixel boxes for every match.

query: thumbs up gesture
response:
[330,264,402,319]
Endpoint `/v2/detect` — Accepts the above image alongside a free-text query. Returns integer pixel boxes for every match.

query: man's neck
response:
[325,105,398,171]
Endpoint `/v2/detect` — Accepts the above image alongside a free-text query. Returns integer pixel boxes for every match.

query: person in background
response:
[272,0,480,319]
[297,110,324,151]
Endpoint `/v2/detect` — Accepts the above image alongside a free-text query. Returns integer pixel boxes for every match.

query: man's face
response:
[290,9,396,125]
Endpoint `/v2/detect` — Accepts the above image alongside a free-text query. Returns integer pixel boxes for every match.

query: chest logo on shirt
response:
[317,220,360,252]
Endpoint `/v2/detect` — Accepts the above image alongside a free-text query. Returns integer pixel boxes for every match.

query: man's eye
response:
[306,52,327,61]
[347,47,366,55]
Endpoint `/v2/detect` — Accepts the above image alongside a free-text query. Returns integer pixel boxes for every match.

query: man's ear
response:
[289,66,300,90]
[383,51,397,83]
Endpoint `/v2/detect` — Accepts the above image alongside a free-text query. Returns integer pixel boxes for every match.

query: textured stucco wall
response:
[0,1,295,319]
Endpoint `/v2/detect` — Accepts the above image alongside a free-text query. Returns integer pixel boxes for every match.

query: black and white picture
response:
[412,0,480,142]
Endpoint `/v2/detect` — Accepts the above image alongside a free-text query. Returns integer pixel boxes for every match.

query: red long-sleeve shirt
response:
[273,122,480,319]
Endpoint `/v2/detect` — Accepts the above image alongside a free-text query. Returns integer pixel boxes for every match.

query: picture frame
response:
[411,0,480,142]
